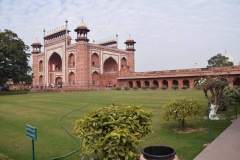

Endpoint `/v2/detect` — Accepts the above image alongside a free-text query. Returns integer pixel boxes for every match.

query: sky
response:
[0,0,240,72]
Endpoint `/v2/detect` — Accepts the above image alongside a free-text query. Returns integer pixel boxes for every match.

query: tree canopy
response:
[0,29,32,86]
[207,53,234,68]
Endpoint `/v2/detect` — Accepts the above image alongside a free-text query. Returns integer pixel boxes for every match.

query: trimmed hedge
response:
[0,90,28,96]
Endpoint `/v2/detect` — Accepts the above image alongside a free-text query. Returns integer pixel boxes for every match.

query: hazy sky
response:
[0,0,239,71]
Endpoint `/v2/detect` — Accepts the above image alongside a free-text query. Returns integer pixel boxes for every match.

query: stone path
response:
[194,117,240,160]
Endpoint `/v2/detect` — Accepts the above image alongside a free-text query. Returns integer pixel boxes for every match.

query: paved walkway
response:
[194,117,240,160]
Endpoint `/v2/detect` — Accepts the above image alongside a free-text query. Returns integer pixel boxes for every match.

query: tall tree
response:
[0,29,32,86]
[207,53,234,68]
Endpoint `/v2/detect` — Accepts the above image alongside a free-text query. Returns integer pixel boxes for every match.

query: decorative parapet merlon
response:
[44,25,70,42]
[93,36,117,47]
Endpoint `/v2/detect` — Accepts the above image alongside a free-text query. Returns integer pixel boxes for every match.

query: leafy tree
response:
[74,104,153,160]
[0,29,32,86]
[162,98,203,130]
[223,86,240,105]
[207,53,234,68]
[198,76,229,120]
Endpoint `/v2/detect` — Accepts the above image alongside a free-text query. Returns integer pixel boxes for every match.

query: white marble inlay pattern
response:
[103,54,118,63]
[92,69,100,73]
[69,69,75,73]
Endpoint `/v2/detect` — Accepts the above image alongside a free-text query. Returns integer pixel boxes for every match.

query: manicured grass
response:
[0,90,239,160]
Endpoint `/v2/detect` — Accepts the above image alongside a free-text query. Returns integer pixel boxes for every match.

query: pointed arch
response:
[39,60,43,72]
[39,75,44,85]
[103,57,118,73]
[92,71,100,85]
[68,53,75,68]
[92,53,100,67]
[68,72,75,85]
[121,57,127,69]
[49,52,62,72]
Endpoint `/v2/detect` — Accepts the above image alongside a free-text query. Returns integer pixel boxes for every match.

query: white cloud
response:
[0,0,240,71]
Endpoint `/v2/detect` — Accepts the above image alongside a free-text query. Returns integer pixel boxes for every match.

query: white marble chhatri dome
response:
[223,50,234,64]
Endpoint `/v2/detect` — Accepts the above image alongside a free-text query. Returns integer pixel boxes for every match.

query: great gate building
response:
[31,20,240,90]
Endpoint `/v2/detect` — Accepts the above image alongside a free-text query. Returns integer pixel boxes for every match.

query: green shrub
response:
[0,153,13,160]
[223,86,240,105]
[0,90,27,96]
[171,85,178,90]
[124,86,129,90]
[181,85,188,90]
[133,86,138,90]
[149,85,157,90]
[161,85,168,90]
[115,87,121,90]
[162,98,203,130]
[141,86,148,90]
[219,94,230,111]
[74,104,153,160]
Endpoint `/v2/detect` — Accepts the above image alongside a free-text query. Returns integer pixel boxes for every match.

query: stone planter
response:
[140,146,178,160]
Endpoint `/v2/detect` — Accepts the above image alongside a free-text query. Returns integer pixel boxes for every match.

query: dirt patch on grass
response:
[173,127,207,133]
[203,143,210,147]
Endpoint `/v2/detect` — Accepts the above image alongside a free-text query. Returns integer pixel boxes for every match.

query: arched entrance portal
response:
[103,57,118,73]
[153,80,159,88]
[128,81,133,88]
[172,80,178,85]
[162,80,168,87]
[55,77,62,86]
[49,52,62,85]
[144,81,149,87]
[233,78,240,86]
[183,79,190,88]
[136,81,141,88]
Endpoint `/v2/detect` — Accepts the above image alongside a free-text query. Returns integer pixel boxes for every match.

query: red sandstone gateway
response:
[31,20,240,91]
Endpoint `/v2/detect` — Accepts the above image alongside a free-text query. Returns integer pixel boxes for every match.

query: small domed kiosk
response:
[31,38,42,54]
[125,35,136,51]
[74,20,90,42]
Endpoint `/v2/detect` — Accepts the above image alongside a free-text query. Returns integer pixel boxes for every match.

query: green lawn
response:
[0,90,238,160]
